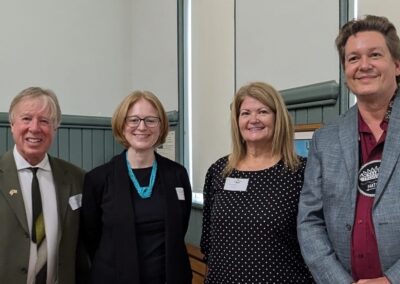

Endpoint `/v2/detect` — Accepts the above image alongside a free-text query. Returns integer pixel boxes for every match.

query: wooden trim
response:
[186,243,206,284]
[187,243,204,260]
[189,258,206,277]
[295,123,321,132]
[192,272,205,284]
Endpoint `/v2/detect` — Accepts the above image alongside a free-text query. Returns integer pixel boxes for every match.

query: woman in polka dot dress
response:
[200,82,314,284]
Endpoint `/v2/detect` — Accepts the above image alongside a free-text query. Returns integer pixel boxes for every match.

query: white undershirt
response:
[14,146,59,284]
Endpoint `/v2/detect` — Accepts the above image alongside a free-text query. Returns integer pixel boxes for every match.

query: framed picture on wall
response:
[294,123,321,158]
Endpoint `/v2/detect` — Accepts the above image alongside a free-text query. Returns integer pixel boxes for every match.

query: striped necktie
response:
[30,167,47,284]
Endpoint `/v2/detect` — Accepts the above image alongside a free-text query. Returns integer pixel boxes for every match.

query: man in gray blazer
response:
[298,15,400,284]
[0,87,85,284]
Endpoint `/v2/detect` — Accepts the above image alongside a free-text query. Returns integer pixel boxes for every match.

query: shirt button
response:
[21,267,27,274]
[357,219,363,224]
[345,224,352,231]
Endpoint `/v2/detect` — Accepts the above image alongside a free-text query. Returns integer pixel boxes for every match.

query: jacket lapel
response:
[0,151,29,232]
[113,152,141,283]
[339,105,359,205]
[49,156,72,234]
[374,94,400,205]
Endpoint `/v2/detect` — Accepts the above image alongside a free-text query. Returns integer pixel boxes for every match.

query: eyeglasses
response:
[125,116,160,128]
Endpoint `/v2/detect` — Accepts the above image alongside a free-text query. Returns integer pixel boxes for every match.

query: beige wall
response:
[130,0,178,113]
[358,0,400,31]
[0,0,178,116]
[235,0,340,90]
[190,0,235,192]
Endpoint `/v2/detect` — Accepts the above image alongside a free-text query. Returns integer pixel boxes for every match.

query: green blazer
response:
[0,150,85,284]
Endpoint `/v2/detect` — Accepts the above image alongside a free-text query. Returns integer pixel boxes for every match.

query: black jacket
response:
[81,151,192,284]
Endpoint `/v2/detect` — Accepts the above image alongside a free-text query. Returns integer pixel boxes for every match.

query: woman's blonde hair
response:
[111,90,169,148]
[224,82,299,175]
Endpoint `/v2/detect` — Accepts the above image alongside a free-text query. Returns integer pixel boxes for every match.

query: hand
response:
[354,276,391,284]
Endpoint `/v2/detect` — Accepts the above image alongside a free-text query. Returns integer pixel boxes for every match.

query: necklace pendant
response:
[125,152,158,199]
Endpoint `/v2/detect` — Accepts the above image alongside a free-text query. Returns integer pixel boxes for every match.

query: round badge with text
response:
[358,160,380,197]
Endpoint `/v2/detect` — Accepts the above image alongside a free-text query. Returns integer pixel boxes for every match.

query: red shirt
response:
[351,113,388,280]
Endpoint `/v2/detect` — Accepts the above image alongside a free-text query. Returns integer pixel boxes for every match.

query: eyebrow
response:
[240,106,269,110]
[18,112,51,119]
[346,46,385,55]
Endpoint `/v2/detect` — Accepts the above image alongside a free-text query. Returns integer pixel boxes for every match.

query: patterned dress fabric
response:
[201,156,313,284]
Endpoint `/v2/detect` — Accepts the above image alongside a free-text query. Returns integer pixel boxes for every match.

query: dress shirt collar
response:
[13,145,51,172]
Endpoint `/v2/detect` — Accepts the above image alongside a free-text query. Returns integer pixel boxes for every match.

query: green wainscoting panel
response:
[322,101,340,124]
[48,130,58,157]
[69,128,83,167]
[307,107,323,124]
[288,110,295,120]
[294,109,308,125]
[0,114,14,154]
[58,128,70,161]
[0,112,179,171]
[92,129,106,167]
[0,113,123,171]
[82,129,94,170]
[104,129,115,163]
[0,128,8,154]
[186,206,203,246]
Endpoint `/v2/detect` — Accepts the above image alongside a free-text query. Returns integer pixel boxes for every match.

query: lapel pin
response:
[9,189,18,196]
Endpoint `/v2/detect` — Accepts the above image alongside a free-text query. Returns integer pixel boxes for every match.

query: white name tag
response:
[224,177,249,192]
[69,194,82,210]
[176,187,185,200]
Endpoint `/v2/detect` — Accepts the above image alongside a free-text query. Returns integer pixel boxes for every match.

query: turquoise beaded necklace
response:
[125,151,158,199]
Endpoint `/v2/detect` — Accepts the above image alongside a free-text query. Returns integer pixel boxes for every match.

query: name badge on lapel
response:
[176,187,185,200]
[69,194,82,210]
[224,177,249,192]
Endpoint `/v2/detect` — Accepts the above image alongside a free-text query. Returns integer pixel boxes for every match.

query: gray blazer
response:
[0,150,85,284]
[297,94,400,284]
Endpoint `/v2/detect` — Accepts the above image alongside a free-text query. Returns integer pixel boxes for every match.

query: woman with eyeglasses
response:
[81,91,192,284]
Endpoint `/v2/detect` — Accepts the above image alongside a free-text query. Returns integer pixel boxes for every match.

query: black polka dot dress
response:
[200,156,314,284]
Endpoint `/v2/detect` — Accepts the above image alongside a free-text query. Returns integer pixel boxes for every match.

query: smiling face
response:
[11,97,56,165]
[123,98,161,153]
[238,96,275,148]
[344,31,400,102]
